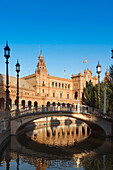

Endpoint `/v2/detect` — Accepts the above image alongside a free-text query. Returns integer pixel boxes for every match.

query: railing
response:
[10,105,78,118]
[2,104,105,119]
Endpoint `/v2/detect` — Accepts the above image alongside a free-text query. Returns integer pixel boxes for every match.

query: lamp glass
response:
[16,65,20,72]
[6,50,9,56]
[97,66,101,72]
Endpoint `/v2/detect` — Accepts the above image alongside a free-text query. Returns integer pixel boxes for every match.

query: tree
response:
[82,81,97,108]
[82,79,113,115]
[109,64,113,81]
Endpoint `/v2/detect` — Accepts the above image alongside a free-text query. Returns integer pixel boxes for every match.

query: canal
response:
[0,117,113,169]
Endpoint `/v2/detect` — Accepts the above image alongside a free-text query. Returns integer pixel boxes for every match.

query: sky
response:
[0,0,113,81]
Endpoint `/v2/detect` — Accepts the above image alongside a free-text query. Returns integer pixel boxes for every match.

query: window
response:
[67,93,69,99]
[55,82,57,88]
[42,89,44,93]
[62,84,64,88]
[60,93,62,98]
[68,84,70,89]
[74,91,78,99]
[65,84,67,88]
[52,82,54,87]
[53,92,55,97]
[59,83,61,88]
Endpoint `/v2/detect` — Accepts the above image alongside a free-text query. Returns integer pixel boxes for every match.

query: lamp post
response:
[4,41,10,111]
[16,60,20,112]
[96,61,101,109]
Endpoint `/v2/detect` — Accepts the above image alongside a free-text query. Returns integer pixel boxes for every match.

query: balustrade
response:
[7,104,105,119]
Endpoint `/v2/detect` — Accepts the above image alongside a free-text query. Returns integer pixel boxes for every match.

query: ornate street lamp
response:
[4,41,10,111]
[16,60,20,112]
[96,61,101,109]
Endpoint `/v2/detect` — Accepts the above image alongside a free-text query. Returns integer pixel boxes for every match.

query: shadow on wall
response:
[0,74,5,111]
[0,74,12,111]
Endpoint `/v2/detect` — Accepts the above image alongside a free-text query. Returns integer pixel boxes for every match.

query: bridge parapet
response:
[9,104,106,120]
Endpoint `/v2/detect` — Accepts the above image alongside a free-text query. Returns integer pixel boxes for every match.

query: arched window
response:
[53,92,55,97]
[28,101,32,109]
[22,100,25,108]
[67,93,69,99]
[52,102,56,106]
[62,103,65,107]
[47,101,50,107]
[74,92,78,99]
[55,82,57,88]
[58,102,60,106]
[52,82,54,87]
[34,101,38,108]
[68,84,70,89]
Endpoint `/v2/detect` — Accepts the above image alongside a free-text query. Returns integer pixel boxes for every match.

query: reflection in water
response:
[26,122,91,146]
[1,118,113,169]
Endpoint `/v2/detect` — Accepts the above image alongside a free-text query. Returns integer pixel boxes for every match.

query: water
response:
[0,119,113,169]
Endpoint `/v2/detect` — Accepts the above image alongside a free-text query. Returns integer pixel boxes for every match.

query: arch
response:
[28,101,32,109]
[59,83,61,88]
[55,82,57,88]
[22,100,25,108]
[34,101,38,108]
[82,126,85,135]
[67,103,70,108]
[52,102,56,106]
[52,82,54,87]
[0,98,5,111]
[9,98,12,110]
[62,103,65,107]
[57,102,60,106]
[13,113,107,137]
[15,99,17,106]
[47,101,50,107]
[75,91,78,99]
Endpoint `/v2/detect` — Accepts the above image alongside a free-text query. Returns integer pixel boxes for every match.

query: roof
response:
[0,74,35,90]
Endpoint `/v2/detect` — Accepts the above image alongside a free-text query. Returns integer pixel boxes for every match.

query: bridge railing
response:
[9,104,107,119]
[10,105,79,118]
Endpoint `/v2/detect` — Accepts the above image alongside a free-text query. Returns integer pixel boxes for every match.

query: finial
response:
[6,41,8,46]
[40,48,42,55]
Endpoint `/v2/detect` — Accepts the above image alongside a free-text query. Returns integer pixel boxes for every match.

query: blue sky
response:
[0,0,113,81]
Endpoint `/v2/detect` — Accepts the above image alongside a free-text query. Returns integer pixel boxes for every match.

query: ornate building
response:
[104,68,111,82]
[0,49,97,111]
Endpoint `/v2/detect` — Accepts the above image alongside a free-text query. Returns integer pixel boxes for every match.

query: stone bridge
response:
[9,105,113,137]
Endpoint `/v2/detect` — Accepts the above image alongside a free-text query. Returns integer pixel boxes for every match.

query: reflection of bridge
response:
[9,105,113,137]
[27,122,91,146]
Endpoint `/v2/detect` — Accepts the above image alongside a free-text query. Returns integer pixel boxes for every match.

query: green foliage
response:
[82,77,113,114]
[82,81,97,108]
[109,64,113,81]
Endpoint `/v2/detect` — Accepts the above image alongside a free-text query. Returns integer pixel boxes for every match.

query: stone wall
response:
[0,119,10,152]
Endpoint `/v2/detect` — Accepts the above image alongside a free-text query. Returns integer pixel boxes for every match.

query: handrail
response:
[8,104,106,119]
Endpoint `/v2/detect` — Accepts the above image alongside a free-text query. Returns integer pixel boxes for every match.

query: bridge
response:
[6,104,113,137]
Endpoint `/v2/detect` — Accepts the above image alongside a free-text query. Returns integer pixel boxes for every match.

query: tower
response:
[35,49,48,105]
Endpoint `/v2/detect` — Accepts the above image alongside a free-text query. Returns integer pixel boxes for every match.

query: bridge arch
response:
[11,112,106,137]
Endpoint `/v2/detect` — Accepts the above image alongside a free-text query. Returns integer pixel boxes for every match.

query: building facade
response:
[0,49,97,111]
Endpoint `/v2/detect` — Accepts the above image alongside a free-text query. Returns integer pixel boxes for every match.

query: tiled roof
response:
[0,74,35,90]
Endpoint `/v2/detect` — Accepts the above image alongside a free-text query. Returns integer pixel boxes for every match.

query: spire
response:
[40,48,42,55]
[6,40,8,46]
[38,48,44,59]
